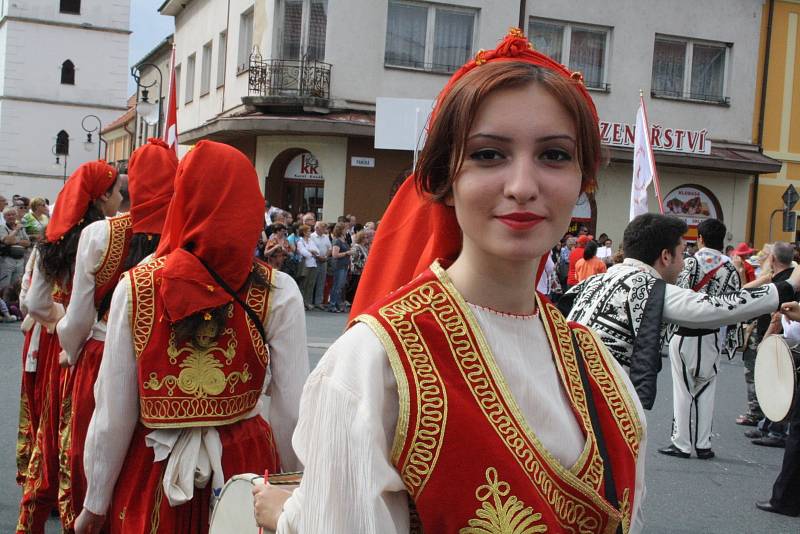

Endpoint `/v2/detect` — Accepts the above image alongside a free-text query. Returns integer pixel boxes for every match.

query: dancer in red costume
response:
[55,139,178,530]
[17,161,122,534]
[255,29,647,533]
[75,141,308,534]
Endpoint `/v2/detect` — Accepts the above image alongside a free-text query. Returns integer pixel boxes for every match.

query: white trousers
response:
[669,332,721,453]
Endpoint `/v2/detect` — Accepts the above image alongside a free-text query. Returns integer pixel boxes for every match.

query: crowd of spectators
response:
[258,202,376,313]
[0,194,50,322]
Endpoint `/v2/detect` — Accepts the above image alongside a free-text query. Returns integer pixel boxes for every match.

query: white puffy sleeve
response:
[265,271,310,472]
[82,276,139,515]
[276,323,410,534]
[662,283,781,328]
[57,220,109,365]
[25,262,64,330]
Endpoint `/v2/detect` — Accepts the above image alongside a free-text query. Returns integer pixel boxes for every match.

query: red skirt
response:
[59,338,104,530]
[108,416,280,534]
[17,333,64,534]
[16,326,54,485]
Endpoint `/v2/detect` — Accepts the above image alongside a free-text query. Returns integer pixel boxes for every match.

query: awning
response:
[608,142,782,175]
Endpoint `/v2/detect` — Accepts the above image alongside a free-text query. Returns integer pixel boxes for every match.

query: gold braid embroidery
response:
[95,214,131,288]
[460,467,548,534]
[130,256,165,359]
[378,283,448,498]
[574,329,642,455]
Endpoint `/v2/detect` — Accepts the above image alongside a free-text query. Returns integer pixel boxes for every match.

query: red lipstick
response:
[495,212,544,230]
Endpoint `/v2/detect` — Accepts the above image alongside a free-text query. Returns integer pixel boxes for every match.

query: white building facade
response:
[0,0,130,201]
[159,0,779,242]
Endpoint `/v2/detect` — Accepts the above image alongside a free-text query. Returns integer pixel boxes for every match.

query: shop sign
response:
[599,121,711,155]
[568,193,593,235]
[285,152,323,181]
[351,157,375,168]
[663,184,722,228]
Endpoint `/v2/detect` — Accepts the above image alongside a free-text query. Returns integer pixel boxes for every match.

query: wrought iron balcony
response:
[243,50,332,114]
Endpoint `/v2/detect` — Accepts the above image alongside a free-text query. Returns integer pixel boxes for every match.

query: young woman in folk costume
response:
[254,29,647,534]
[54,139,178,530]
[17,161,123,534]
[74,140,309,534]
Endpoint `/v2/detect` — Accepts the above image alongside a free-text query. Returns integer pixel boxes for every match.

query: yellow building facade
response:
[752,0,800,246]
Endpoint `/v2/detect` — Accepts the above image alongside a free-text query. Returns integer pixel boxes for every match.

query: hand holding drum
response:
[781,301,800,322]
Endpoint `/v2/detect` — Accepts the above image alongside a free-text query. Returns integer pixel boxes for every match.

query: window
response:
[385,1,475,73]
[60,0,80,14]
[200,41,213,96]
[651,36,729,104]
[217,31,227,88]
[280,0,328,61]
[185,54,195,103]
[237,8,255,73]
[529,18,610,90]
[175,64,182,108]
[60,59,75,85]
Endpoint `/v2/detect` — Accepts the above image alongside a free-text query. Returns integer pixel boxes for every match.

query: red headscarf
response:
[128,138,178,234]
[45,161,118,242]
[349,28,598,319]
[155,140,264,323]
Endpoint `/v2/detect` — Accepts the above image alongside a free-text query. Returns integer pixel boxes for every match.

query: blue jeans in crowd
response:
[329,268,349,311]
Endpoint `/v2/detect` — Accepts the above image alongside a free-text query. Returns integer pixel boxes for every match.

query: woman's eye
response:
[541,149,572,162]
[469,149,504,161]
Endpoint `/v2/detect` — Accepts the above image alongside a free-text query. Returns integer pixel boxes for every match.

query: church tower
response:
[0,0,130,200]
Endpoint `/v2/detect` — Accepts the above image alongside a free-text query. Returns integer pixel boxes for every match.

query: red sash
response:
[356,262,642,533]
[691,264,724,292]
[128,257,273,428]
[93,213,133,309]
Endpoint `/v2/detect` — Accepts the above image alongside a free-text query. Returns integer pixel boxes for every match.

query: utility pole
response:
[518,0,527,30]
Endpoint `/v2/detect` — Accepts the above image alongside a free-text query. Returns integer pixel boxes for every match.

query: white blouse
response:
[24,256,66,331]
[277,304,647,534]
[82,268,310,515]
[56,219,113,365]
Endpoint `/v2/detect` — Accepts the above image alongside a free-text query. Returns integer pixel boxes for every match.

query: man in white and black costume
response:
[559,214,800,423]
[660,218,741,460]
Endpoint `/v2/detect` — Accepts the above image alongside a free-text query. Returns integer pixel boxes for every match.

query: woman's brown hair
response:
[297,224,311,238]
[331,222,345,239]
[415,61,601,202]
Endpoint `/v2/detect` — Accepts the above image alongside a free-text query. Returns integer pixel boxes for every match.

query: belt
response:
[676,327,719,337]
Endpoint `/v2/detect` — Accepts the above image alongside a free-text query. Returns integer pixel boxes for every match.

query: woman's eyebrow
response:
[467,132,576,143]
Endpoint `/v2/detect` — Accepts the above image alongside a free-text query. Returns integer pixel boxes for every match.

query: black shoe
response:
[657,444,690,459]
[695,448,715,460]
[744,429,765,439]
[752,436,786,448]
[755,500,800,517]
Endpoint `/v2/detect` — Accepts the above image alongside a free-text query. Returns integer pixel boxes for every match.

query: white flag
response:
[630,98,658,220]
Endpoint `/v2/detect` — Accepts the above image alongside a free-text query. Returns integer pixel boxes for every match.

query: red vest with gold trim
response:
[94,213,133,310]
[127,257,273,428]
[356,262,642,534]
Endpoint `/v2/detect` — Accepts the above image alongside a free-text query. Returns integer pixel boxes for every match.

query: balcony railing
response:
[247,51,332,101]
[651,89,730,106]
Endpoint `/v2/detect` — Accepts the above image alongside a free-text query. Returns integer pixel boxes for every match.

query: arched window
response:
[61,60,75,85]
[60,0,81,14]
[55,130,70,156]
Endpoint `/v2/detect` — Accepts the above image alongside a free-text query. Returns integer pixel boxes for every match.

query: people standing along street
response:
[54,139,177,530]
[1,207,31,294]
[345,229,371,304]
[295,224,319,310]
[74,141,308,534]
[254,29,647,534]
[309,221,331,309]
[565,234,588,288]
[21,198,49,245]
[658,218,741,460]
[17,161,121,534]
[327,222,352,313]
[574,239,606,282]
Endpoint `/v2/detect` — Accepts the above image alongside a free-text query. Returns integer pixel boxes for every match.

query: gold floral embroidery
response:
[460,468,548,534]
[619,488,631,534]
[143,329,250,398]
[95,213,131,288]
[16,388,33,481]
[129,256,165,358]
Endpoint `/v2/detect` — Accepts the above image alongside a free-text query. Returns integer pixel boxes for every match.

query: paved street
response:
[0,315,798,533]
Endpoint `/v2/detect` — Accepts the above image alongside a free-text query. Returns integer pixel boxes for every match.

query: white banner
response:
[630,99,659,220]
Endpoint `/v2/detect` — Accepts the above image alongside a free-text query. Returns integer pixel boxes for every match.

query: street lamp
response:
[81,114,105,159]
[52,144,68,183]
[131,63,164,136]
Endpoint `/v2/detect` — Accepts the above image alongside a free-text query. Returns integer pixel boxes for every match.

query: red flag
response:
[163,44,178,155]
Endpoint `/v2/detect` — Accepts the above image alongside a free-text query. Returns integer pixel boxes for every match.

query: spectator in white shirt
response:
[309,221,332,308]
[597,238,614,265]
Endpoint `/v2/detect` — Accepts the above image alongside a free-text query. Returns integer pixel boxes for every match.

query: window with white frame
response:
[217,31,227,87]
[385,1,476,73]
[651,36,729,104]
[185,53,195,103]
[201,41,213,96]
[529,18,610,91]
[280,0,328,61]
[238,7,255,74]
